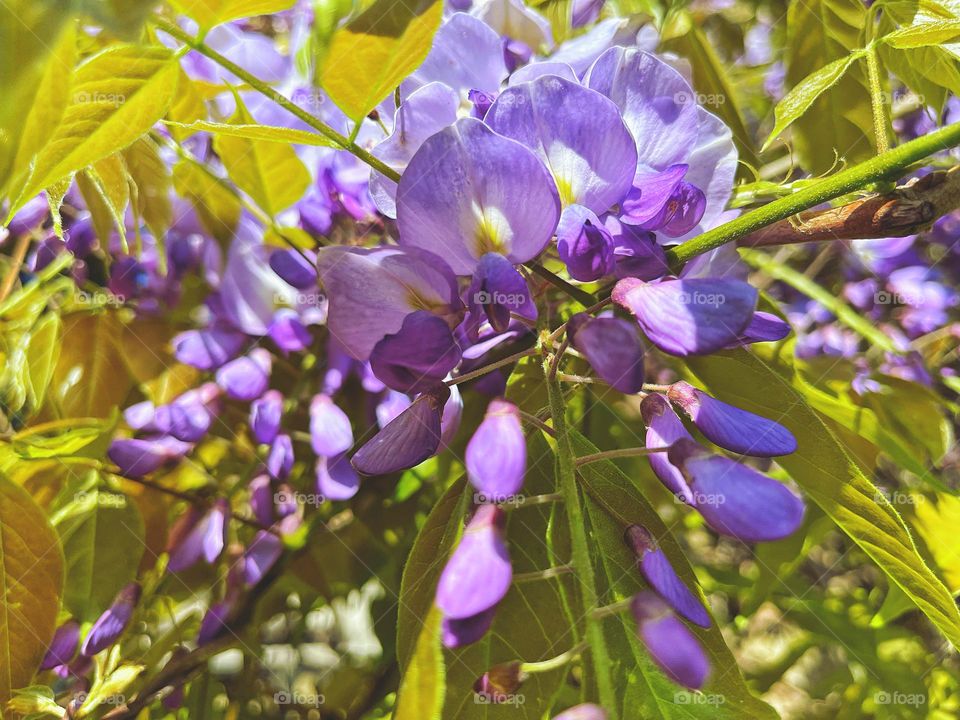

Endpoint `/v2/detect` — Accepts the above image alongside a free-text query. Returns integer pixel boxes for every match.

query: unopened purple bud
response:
[553,704,608,720]
[268,309,312,354]
[557,205,616,282]
[624,525,710,628]
[244,530,283,586]
[668,439,805,542]
[168,385,221,443]
[249,474,274,527]
[466,253,537,333]
[81,583,141,657]
[167,501,228,572]
[732,311,790,346]
[442,607,497,648]
[316,452,360,501]
[440,384,463,449]
[468,88,498,118]
[436,504,512,620]
[197,598,236,647]
[173,326,247,370]
[266,433,295,480]
[474,661,526,703]
[215,348,272,401]
[108,436,190,478]
[40,621,80,670]
[640,395,694,503]
[269,248,316,289]
[8,194,49,236]
[567,313,644,393]
[369,311,461,393]
[310,394,353,457]
[667,381,797,457]
[64,215,96,258]
[612,277,757,356]
[33,236,64,271]
[631,591,710,689]
[466,399,525,499]
[250,390,283,445]
[352,386,449,475]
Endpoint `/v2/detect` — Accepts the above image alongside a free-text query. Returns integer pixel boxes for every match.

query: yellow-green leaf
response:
[166,119,336,146]
[394,605,444,720]
[0,473,65,707]
[321,0,443,121]
[123,137,173,242]
[764,51,864,151]
[213,97,311,216]
[171,159,242,243]
[169,0,296,30]
[883,18,960,47]
[7,44,179,220]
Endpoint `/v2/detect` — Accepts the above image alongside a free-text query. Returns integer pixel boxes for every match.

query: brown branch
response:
[738,166,960,248]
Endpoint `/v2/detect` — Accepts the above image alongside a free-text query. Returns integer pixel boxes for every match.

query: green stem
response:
[544,361,618,717]
[520,641,589,675]
[666,121,960,268]
[865,47,890,154]
[574,447,669,467]
[152,17,402,183]
[528,261,599,307]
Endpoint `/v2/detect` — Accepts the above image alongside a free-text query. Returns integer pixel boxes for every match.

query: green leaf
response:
[570,430,779,720]
[167,119,337,146]
[394,605,445,720]
[213,96,311,216]
[321,0,443,121]
[25,312,61,413]
[11,416,116,460]
[7,44,179,220]
[52,480,145,622]
[686,347,960,649]
[169,0,296,30]
[171,159,242,243]
[781,0,874,173]
[123,137,173,244]
[764,52,864,151]
[0,472,65,707]
[882,18,960,47]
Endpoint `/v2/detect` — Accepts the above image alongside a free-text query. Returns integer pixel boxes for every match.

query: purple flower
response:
[81,583,141,657]
[605,217,669,280]
[40,621,80,670]
[486,75,637,212]
[624,525,710,628]
[244,530,283,586]
[466,399,526,499]
[571,0,605,27]
[396,117,561,274]
[556,205,616,282]
[474,0,553,51]
[612,277,757,356]
[109,256,148,300]
[250,390,283,445]
[667,381,797,457]
[197,598,236,647]
[167,500,228,572]
[249,474,275,527]
[442,607,497,648]
[370,311,462,392]
[108,436,191,478]
[640,394,694,503]
[621,165,706,237]
[631,591,710,689]
[568,313,644,393]
[465,252,537,334]
[436,504,512,619]
[352,387,449,475]
[316,245,463,361]
[173,326,247,371]
[669,439,805,542]
[266,433,295,480]
[269,248,316,289]
[316,452,360,501]
[553,704,608,720]
[168,383,221,443]
[215,348,272,401]
[732,311,791,346]
[268,309,312,354]
[310,394,354,457]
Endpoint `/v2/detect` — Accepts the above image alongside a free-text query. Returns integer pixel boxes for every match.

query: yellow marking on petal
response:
[471,203,509,256]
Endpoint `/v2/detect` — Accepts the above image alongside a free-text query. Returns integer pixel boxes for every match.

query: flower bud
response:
[466,399,525,498]
[631,591,709,689]
[81,583,142,657]
[474,660,526,702]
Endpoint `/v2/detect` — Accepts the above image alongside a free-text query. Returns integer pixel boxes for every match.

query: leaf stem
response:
[528,261,599,307]
[574,447,669,467]
[865,46,890,154]
[0,231,32,303]
[513,564,575,583]
[666,121,960,267]
[446,347,536,386]
[151,17,401,183]
[544,360,618,717]
[520,640,590,674]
